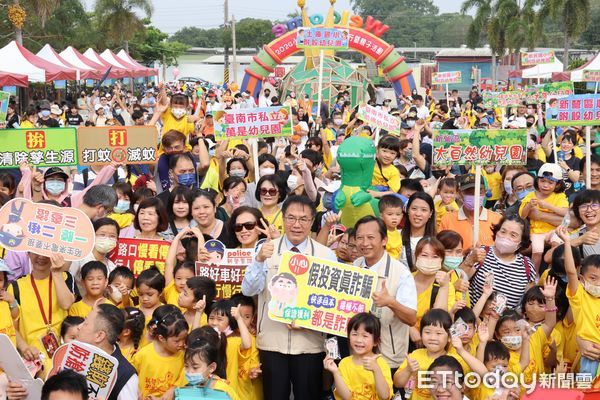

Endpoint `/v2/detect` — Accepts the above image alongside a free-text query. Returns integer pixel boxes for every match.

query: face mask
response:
[334,118,343,125]
[259,167,275,177]
[503,181,513,195]
[94,237,117,254]
[516,188,534,202]
[114,199,130,214]
[114,109,122,116]
[432,170,446,179]
[415,257,442,275]
[526,121,534,128]
[45,180,65,195]
[462,195,484,211]
[172,108,187,119]
[208,148,216,157]
[406,120,416,128]
[444,256,463,270]
[287,175,299,191]
[583,280,600,297]
[177,173,197,187]
[495,236,520,254]
[229,169,246,179]
[185,372,208,386]
[41,110,51,118]
[501,335,522,350]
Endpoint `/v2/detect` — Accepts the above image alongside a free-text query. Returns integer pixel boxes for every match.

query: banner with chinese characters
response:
[108,238,171,276]
[521,50,555,66]
[195,242,255,299]
[49,341,118,400]
[432,71,462,85]
[296,27,349,50]
[213,106,293,141]
[523,82,574,105]
[76,126,158,166]
[0,128,77,168]
[546,94,600,127]
[0,198,94,260]
[0,91,9,127]
[432,129,527,166]
[268,252,378,336]
[582,70,600,83]
[356,104,400,134]
[482,91,526,108]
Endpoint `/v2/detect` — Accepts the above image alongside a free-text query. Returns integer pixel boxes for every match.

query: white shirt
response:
[416,105,430,119]
[259,95,271,108]
[118,374,139,400]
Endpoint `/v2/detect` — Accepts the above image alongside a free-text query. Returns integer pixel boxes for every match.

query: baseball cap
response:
[44,167,69,181]
[94,103,103,111]
[459,173,486,191]
[538,163,563,182]
[50,104,62,115]
[0,259,10,274]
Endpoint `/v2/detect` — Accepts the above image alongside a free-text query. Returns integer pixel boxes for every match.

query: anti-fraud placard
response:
[268,252,378,336]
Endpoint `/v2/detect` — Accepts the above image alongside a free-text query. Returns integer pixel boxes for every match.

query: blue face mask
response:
[41,110,51,118]
[185,371,207,386]
[45,180,65,195]
[114,199,130,214]
[444,256,463,270]
[178,173,196,187]
[516,188,534,202]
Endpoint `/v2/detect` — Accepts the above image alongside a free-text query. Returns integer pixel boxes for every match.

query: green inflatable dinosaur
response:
[334,136,380,228]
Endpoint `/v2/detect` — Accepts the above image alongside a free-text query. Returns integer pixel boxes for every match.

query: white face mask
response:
[501,335,522,350]
[503,181,513,195]
[94,237,117,254]
[287,175,299,191]
[259,167,275,177]
[333,118,343,125]
[229,169,246,179]
[583,280,600,297]
[171,107,187,119]
[415,257,442,275]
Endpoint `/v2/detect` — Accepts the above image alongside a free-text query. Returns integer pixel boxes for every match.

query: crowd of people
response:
[0,79,599,400]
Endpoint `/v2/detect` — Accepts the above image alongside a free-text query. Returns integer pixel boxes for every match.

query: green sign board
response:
[0,128,78,168]
[432,129,527,166]
[523,82,574,104]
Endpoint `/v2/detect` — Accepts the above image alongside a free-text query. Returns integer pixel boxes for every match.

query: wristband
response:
[545,297,555,302]
[544,306,557,312]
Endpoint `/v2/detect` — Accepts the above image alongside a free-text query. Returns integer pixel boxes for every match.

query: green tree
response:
[221,18,276,49]
[431,13,474,47]
[26,0,60,28]
[537,0,591,65]
[130,24,188,67]
[571,0,598,48]
[169,27,223,47]
[94,0,153,51]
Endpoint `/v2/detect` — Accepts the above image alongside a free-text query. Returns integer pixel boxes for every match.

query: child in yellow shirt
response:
[371,135,401,197]
[132,304,188,399]
[434,178,458,229]
[68,261,109,318]
[177,276,216,329]
[483,165,502,207]
[519,163,569,268]
[324,313,393,400]
[107,266,134,308]
[136,267,166,348]
[118,307,145,363]
[379,194,404,260]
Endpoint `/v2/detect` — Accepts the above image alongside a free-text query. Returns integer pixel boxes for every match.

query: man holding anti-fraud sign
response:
[242,195,337,400]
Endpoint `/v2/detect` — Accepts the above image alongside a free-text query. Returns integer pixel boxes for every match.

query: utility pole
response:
[232,15,237,83]
[223,0,230,84]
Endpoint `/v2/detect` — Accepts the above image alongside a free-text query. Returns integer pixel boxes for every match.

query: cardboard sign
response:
[0,334,44,400]
[357,104,400,134]
[77,126,158,165]
[546,94,600,127]
[108,238,171,276]
[49,341,119,400]
[523,82,574,105]
[296,27,349,50]
[268,252,378,336]
[432,71,462,85]
[432,129,527,166]
[582,70,600,82]
[213,106,293,141]
[521,50,555,66]
[482,91,525,108]
[0,128,78,168]
[0,91,9,124]
[196,241,255,299]
[0,198,94,260]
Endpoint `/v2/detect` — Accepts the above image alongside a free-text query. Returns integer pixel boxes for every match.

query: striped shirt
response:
[470,248,537,310]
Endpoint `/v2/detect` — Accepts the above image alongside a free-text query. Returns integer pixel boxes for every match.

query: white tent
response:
[0,41,46,82]
[37,44,83,80]
[571,52,600,82]
[521,57,564,79]
[99,49,129,71]
[59,46,103,80]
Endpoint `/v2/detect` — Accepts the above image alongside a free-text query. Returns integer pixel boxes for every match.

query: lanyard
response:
[30,274,52,331]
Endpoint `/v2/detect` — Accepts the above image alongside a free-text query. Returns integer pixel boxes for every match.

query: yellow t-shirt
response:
[108,212,135,229]
[0,301,17,347]
[132,341,186,398]
[225,335,260,400]
[335,355,393,400]
[567,284,600,344]
[9,273,71,372]
[372,163,401,193]
[68,298,107,318]
[483,171,502,201]
[162,108,196,137]
[261,207,284,235]
[413,272,462,330]
[164,281,185,312]
[554,319,577,366]
[180,377,241,400]
[120,343,137,364]
[434,199,458,229]
[507,327,546,384]
[324,127,335,143]
[138,314,153,349]
[519,191,569,233]
[200,159,220,192]
[386,229,403,260]
[20,120,35,129]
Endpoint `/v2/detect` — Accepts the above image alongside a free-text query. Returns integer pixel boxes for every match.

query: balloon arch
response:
[241,26,417,102]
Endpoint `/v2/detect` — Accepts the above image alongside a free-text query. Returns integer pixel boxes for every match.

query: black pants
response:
[260,350,325,400]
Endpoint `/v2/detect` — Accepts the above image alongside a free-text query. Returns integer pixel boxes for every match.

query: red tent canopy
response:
[83,48,128,79]
[0,71,29,87]
[100,49,146,78]
[14,41,76,81]
[38,44,102,80]
[116,50,158,77]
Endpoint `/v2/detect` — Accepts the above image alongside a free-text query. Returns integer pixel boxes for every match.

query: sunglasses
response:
[234,221,257,232]
[260,188,278,196]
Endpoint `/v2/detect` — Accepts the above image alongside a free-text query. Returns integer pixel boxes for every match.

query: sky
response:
[84,0,464,35]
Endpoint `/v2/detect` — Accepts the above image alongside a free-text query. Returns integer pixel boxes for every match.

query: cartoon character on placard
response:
[204,239,225,265]
[0,200,26,247]
[546,97,559,120]
[268,272,298,318]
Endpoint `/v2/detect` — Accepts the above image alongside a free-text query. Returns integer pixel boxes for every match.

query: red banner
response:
[108,238,171,276]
